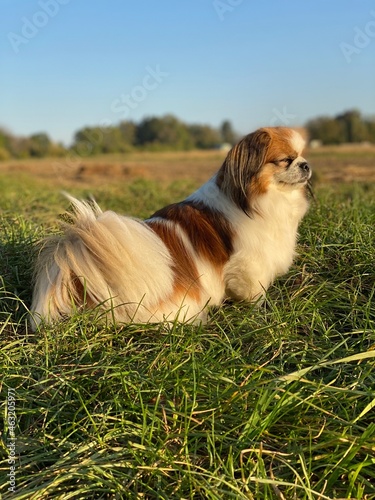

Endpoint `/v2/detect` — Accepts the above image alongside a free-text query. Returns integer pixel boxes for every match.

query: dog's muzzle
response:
[298,162,311,179]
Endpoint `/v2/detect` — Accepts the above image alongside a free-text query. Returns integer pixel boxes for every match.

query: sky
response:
[1,0,375,145]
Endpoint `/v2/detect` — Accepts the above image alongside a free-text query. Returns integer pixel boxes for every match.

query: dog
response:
[30,127,311,330]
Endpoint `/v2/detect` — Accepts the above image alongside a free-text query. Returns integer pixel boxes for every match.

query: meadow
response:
[0,148,375,499]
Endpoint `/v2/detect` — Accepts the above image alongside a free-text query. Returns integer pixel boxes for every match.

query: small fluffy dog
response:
[30,127,311,329]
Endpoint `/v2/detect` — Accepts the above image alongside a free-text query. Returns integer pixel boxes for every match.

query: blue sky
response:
[1,0,375,145]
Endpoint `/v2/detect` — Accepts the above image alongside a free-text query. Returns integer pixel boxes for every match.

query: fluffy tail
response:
[30,196,174,329]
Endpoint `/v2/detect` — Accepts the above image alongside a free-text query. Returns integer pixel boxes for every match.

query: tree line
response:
[0,130,66,160]
[1,109,374,160]
[306,110,375,145]
[0,116,237,160]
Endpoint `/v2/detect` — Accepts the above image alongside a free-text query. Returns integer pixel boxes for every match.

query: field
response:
[1,144,375,188]
[1,147,375,499]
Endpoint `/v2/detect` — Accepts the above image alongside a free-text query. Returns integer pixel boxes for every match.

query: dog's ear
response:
[216,129,271,215]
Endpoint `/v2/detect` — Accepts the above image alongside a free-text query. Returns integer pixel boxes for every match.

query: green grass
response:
[1,176,375,499]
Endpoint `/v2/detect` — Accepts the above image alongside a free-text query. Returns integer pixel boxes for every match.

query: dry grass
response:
[0,150,226,189]
[1,144,374,191]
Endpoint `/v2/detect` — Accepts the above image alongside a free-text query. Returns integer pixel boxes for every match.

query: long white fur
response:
[30,196,176,328]
[189,176,309,302]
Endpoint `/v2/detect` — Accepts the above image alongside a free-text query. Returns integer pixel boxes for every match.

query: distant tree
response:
[188,124,221,149]
[101,127,124,153]
[306,116,344,144]
[135,117,158,145]
[29,133,52,157]
[220,120,237,145]
[119,121,136,148]
[0,128,12,159]
[365,117,375,143]
[0,128,10,148]
[9,137,33,158]
[306,109,375,145]
[0,127,65,159]
[73,122,137,155]
[73,127,104,155]
[336,110,368,143]
[48,142,67,157]
[136,115,194,150]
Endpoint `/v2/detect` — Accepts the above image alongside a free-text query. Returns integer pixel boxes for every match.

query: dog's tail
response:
[29,196,174,329]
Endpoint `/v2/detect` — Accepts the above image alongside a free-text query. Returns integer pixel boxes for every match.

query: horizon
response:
[1,109,373,150]
[1,0,375,145]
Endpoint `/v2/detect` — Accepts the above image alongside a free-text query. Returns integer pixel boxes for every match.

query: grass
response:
[0,172,375,499]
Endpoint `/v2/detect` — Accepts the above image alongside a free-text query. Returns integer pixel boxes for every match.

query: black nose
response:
[299,162,310,173]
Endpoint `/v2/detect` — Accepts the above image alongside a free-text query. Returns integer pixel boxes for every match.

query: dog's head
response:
[216,127,311,215]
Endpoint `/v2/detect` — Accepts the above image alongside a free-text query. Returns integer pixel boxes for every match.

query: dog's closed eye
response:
[274,157,294,166]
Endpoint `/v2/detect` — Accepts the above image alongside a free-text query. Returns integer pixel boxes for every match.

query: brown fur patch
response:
[249,164,275,197]
[149,201,234,267]
[146,219,201,302]
[71,273,96,308]
[262,127,297,163]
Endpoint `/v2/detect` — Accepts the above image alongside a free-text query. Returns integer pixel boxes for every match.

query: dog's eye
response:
[282,157,293,164]
[276,157,293,166]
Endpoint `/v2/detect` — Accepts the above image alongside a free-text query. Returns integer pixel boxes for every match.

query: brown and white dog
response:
[30,127,311,329]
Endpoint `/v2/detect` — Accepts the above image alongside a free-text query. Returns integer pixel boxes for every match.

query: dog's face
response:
[262,127,311,187]
[216,127,311,214]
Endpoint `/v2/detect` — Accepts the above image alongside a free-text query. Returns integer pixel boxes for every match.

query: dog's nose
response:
[299,162,310,173]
